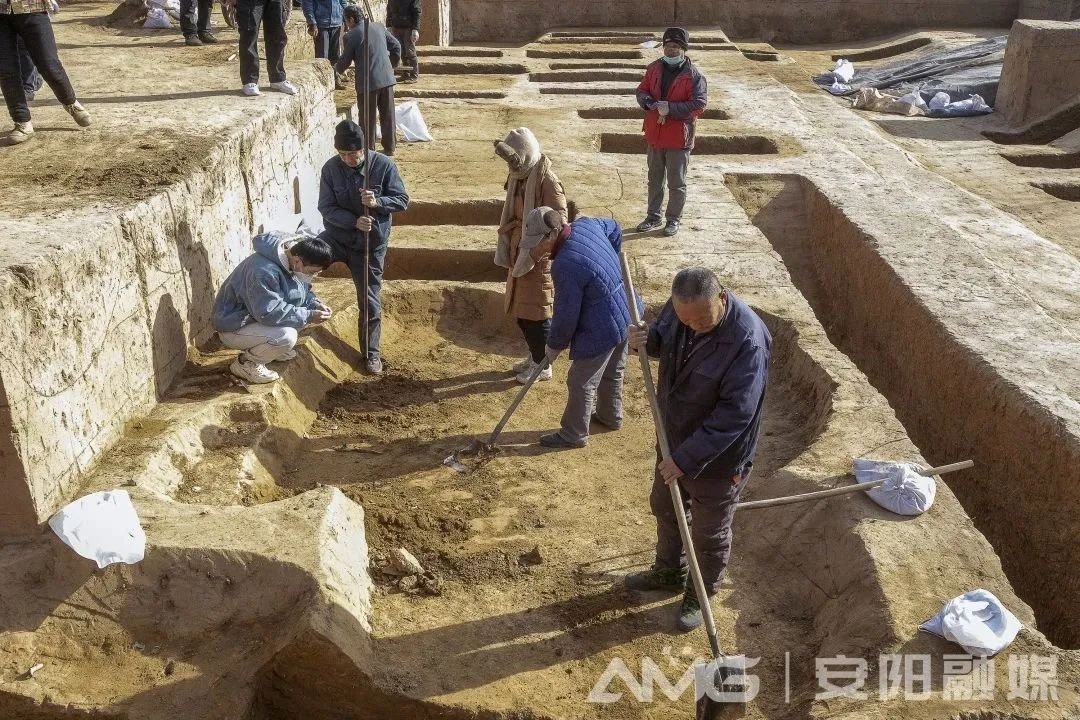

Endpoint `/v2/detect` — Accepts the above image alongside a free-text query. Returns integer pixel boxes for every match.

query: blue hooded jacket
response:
[548,217,634,360]
[301,0,346,29]
[211,232,321,333]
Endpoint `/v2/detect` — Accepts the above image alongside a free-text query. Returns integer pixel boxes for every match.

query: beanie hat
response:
[334,119,365,151]
[662,27,689,50]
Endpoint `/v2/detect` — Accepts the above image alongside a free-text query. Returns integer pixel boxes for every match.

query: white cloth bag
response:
[920,589,1022,656]
[853,458,936,515]
[49,490,147,569]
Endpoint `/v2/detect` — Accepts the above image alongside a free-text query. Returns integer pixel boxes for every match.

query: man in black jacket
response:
[386,0,420,83]
[335,5,401,156]
[317,120,410,374]
[625,267,771,632]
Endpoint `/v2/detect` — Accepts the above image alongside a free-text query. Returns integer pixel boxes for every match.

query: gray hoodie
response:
[211,232,321,332]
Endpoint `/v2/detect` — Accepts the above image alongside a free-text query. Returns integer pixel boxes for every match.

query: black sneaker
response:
[198,31,219,44]
[677,589,704,632]
[624,566,687,593]
[539,432,586,449]
[366,356,383,375]
[184,34,202,46]
[663,219,680,237]
[635,216,663,233]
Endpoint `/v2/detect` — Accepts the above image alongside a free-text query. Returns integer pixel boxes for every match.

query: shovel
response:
[616,252,745,718]
[443,358,551,472]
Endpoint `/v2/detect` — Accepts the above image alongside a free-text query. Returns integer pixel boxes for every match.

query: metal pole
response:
[361,15,371,362]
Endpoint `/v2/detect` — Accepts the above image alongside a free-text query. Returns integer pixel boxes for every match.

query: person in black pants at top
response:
[0,0,90,146]
[180,0,217,46]
[385,0,419,83]
[317,120,409,375]
[335,4,400,156]
[234,0,295,97]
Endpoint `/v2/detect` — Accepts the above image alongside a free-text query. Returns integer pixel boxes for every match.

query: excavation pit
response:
[395,198,505,225]
[395,89,508,99]
[578,106,730,120]
[538,85,638,95]
[726,172,1080,649]
[599,132,780,154]
[1001,150,1080,168]
[526,49,644,60]
[547,61,647,70]
[529,70,644,83]
[418,48,505,58]
[538,35,656,45]
[421,62,528,75]
[830,36,933,61]
[1031,181,1080,201]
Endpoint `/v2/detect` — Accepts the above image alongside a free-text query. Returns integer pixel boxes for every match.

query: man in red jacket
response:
[634,27,708,237]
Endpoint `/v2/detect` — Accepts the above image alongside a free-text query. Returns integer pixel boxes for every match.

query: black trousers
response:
[179,0,214,36]
[324,233,388,359]
[0,12,76,123]
[356,84,395,155]
[517,318,550,364]
[235,0,287,85]
[389,26,417,79]
[313,25,341,64]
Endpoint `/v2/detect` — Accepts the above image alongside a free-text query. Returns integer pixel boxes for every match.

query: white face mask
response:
[294,271,315,285]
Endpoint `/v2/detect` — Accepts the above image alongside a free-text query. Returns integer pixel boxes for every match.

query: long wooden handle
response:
[486,358,550,445]
[618,251,724,663]
[738,460,974,510]
[361,17,371,355]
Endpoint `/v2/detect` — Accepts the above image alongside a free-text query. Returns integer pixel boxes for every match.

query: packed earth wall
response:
[0,66,337,537]
[449,0,1019,43]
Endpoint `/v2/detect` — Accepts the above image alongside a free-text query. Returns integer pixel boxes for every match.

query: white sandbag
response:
[48,490,147,569]
[639,40,661,49]
[396,100,433,142]
[853,458,936,515]
[920,589,1022,656]
[143,7,173,28]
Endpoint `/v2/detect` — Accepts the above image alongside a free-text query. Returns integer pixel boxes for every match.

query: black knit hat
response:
[334,119,365,151]
[662,27,689,50]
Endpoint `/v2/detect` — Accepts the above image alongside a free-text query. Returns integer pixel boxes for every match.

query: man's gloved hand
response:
[544,346,562,364]
[411,29,419,42]
[627,322,648,353]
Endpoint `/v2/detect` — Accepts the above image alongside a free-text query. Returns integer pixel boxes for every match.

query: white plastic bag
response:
[832,58,855,83]
[49,490,147,569]
[395,100,433,142]
[143,7,173,28]
[639,40,661,49]
[920,589,1022,656]
[853,458,936,515]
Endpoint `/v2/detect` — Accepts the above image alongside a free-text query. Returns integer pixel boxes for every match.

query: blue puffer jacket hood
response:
[211,231,319,333]
[547,217,635,360]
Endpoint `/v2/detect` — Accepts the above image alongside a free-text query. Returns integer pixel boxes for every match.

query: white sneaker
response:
[269,80,297,95]
[516,363,552,385]
[230,357,280,384]
[512,356,534,373]
[64,102,91,127]
[5,121,34,145]
[242,83,261,97]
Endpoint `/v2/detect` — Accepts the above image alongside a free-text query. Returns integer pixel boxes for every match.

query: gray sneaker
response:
[624,565,687,593]
[366,355,383,375]
[677,589,703,631]
[5,122,34,145]
[64,101,91,128]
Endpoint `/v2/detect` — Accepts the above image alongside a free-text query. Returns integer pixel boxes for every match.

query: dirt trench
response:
[725,173,1080,650]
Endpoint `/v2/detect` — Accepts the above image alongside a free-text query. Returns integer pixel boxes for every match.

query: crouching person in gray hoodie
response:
[212,231,336,384]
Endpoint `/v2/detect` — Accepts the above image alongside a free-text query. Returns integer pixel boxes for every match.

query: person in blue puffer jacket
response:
[212,231,336,385]
[523,208,637,449]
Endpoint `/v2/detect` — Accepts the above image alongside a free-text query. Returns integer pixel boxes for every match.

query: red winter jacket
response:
[635,58,708,150]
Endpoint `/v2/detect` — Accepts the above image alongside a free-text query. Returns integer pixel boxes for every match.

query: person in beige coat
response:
[493,127,568,384]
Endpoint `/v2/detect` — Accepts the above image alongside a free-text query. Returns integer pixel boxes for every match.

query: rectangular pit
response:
[726,172,1080,649]
[1001,150,1080,168]
[547,61,647,70]
[395,89,508,99]
[421,62,527,75]
[529,70,644,83]
[1032,181,1080,200]
[538,86,638,95]
[526,49,644,60]
[578,106,730,120]
[417,48,505,58]
[599,132,779,154]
